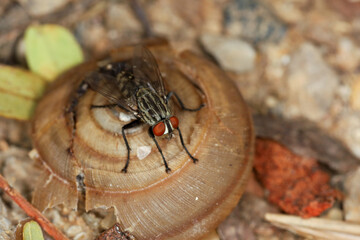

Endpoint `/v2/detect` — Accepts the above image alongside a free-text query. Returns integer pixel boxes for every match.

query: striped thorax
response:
[136,87,179,138]
[136,87,171,126]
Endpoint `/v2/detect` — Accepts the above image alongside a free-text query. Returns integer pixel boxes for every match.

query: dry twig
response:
[0,174,69,240]
[266,213,360,240]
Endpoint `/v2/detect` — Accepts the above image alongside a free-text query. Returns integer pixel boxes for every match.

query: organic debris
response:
[254,138,340,218]
[96,224,136,240]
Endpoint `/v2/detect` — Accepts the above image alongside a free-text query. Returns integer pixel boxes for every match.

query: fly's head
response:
[151,94,178,139]
[152,116,179,139]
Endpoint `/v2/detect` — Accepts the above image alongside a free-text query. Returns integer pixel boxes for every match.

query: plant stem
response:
[0,174,69,240]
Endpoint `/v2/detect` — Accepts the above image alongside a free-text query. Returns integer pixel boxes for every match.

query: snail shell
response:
[31,43,254,240]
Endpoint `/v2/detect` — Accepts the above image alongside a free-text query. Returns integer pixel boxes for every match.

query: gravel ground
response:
[1,0,360,239]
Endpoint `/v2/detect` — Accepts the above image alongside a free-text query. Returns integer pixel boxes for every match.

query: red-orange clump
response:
[254,138,339,218]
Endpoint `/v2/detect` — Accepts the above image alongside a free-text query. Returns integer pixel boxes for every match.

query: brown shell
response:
[31,43,254,240]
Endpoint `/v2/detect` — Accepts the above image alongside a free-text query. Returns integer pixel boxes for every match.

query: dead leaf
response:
[25,24,84,81]
[23,221,44,240]
[0,65,46,120]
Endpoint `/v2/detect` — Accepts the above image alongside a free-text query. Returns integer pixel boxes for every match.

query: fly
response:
[67,46,204,173]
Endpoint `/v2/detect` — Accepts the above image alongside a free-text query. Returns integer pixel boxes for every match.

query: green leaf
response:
[23,221,44,240]
[0,65,46,120]
[25,24,84,81]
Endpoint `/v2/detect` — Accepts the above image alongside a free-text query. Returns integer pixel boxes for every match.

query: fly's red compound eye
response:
[153,122,165,136]
[170,116,179,129]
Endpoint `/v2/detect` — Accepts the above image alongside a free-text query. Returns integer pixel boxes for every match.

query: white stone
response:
[137,146,152,160]
[66,225,83,238]
[200,34,256,73]
[285,43,339,121]
[18,0,69,16]
[333,37,360,72]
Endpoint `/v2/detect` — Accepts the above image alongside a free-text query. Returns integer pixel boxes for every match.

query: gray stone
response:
[105,2,142,43]
[224,0,287,43]
[0,217,13,240]
[0,199,13,240]
[334,112,360,158]
[285,43,340,121]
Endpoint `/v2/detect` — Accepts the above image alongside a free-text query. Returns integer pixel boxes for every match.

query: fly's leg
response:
[91,104,118,109]
[91,103,130,113]
[148,128,171,173]
[166,91,204,112]
[91,100,139,173]
[166,91,203,165]
[66,81,89,155]
[121,119,143,173]
[176,127,198,164]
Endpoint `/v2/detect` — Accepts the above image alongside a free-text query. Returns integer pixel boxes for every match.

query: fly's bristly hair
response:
[82,45,202,172]
[84,46,171,126]
[136,88,171,126]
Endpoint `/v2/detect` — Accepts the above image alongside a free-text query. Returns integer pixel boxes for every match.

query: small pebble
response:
[322,207,343,220]
[76,20,111,57]
[0,216,13,240]
[66,225,83,238]
[331,37,360,72]
[224,0,287,43]
[201,34,256,73]
[344,167,360,222]
[334,113,360,158]
[17,0,70,17]
[285,43,339,121]
[137,146,152,160]
[106,2,142,42]
[271,0,304,24]
[74,232,87,240]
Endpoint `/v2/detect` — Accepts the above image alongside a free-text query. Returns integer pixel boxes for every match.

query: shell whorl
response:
[31,44,254,240]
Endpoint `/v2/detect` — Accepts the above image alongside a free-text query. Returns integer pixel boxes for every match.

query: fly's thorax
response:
[136,87,172,126]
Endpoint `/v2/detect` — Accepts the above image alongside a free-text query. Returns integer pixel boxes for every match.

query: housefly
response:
[68,46,204,173]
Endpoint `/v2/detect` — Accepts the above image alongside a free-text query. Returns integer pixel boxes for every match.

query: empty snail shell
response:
[31,42,254,240]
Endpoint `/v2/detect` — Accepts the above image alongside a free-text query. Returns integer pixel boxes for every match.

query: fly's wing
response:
[132,46,166,96]
[84,71,137,112]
